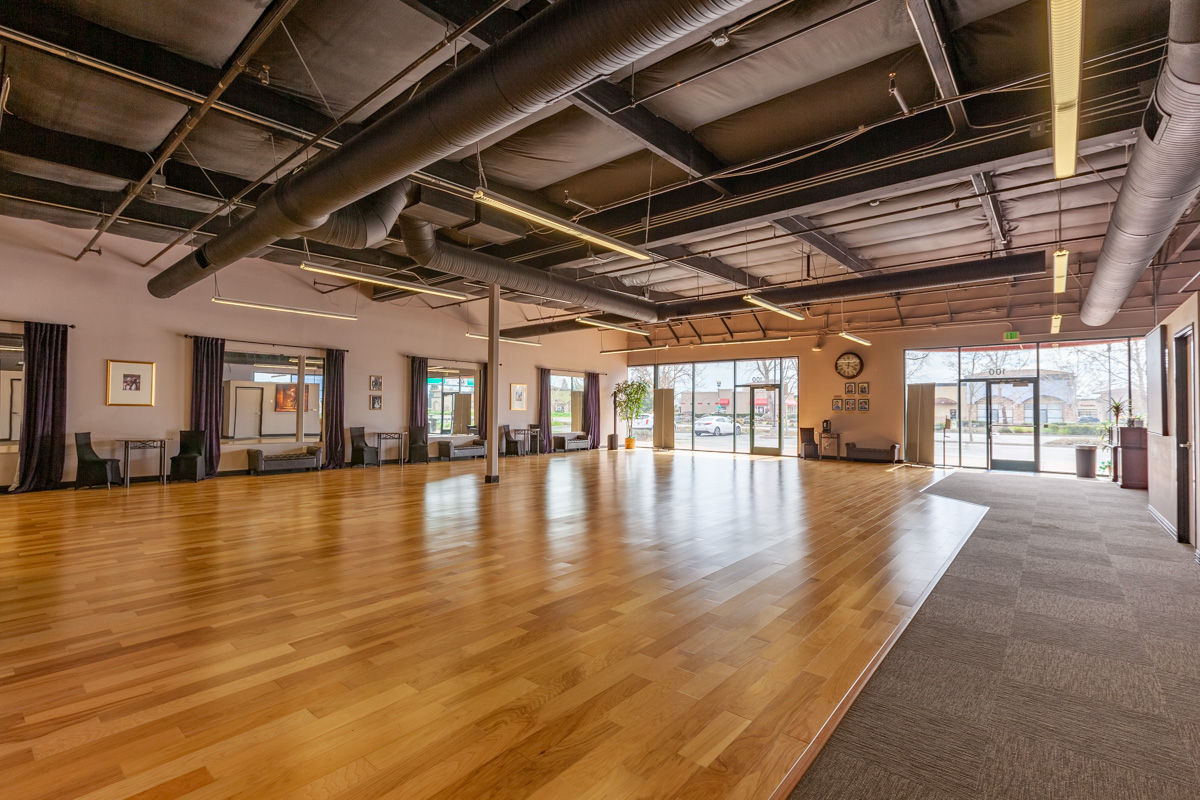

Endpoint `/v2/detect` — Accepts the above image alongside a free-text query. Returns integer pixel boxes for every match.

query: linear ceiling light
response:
[599,344,669,355]
[300,262,468,300]
[1053,249,1069,293]
[577,318,653,337]
[252,364,299,370]
[0,345,23,351]
[1050,314,1063,334]
[696,336,791,347]
[743,294,805,321]
[473,187,651,261]
[1048,0,1084,179]
[465,331,542,347]
[212,296,357,320]
[839,331,873,346]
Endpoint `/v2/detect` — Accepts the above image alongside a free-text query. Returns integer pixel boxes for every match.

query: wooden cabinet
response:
[1119,426,1148,490]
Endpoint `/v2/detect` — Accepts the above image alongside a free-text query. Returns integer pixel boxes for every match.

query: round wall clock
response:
[835,352,864,378]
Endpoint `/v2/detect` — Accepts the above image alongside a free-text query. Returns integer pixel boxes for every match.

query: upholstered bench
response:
[248,446,323,475]
[553,434,591,452]
[845,442,901,464]
[437,439,487,461]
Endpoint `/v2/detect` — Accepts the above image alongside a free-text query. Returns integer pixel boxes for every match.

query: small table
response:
[375,431,408,465]
[114,438,170,487]
[819,432,841,461]
[512,428,544,455]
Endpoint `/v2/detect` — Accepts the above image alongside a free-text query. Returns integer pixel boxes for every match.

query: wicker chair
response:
[350,426,379,467]
[500,425,526,456]
[408,425,430,464]
[799,427,819,459]
[74,432,122,489]
[169,430,206,482]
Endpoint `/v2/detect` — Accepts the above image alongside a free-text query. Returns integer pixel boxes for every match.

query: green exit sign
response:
[1003,331,1020,341]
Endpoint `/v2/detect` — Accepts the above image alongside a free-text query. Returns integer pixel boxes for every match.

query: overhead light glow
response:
[0,345,23,351]
[1051,314,1063,334]
[1053,249,1069,293]
[465,331,542,347]
[600,344,669,355]
[577,318,653,337]
[473,187,651,261]
[1049,0,1084,179]
[696,336,791,347]
[839,331,873,346]
[300,262,468,300]
[743,294,805,321]
[212,296,357,320]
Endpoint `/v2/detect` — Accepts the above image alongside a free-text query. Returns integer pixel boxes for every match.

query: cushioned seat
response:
[170,430,206,483]
[437,439,487,460]
[350,426,379,467]
[248,447,324,475]
[408,425,430,464]
[553,433,591,452]
[799,427,818,459]
[74,432,122,489]
[845,442,901,463]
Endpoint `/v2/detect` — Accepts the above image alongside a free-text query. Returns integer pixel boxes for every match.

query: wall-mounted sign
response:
[1003,331,1020,341]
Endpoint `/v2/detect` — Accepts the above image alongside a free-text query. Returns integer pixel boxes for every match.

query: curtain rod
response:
[405,354,483,366]
[540,367,608,376]
[183,333,344,352]
[0,318,76,328]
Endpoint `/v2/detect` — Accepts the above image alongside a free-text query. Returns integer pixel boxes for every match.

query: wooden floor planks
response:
[0,450,983,799]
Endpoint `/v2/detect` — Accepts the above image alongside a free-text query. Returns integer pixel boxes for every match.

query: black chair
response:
[350,427,379,467]
[170,430,207,482]
[74,432,122,489]
[408,425,430,464]
[527,423,544,455]
[799,427,819,459]
[500,424,526,457]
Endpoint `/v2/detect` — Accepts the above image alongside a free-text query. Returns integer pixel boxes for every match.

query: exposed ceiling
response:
[0,0,1194,343]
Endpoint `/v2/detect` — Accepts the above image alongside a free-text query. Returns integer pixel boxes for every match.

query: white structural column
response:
[485,284,500,483]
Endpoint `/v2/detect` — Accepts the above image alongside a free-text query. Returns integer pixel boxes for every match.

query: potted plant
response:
[612,379,651,449]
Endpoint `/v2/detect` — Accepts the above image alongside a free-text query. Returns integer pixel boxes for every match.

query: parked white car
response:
[631,414,654,430]
[693,415,742,436]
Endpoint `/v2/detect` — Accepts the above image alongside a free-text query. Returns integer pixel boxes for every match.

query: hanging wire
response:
[281,22,337,119]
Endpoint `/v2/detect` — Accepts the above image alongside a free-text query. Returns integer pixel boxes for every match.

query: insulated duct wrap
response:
[399,216,658,321]
[286,180,412,250]
[147,0,755,299]
[1081,0,1200,326]
[657,251,1048,319]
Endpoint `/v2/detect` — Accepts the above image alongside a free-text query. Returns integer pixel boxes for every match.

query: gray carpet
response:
[791,472,1200,800]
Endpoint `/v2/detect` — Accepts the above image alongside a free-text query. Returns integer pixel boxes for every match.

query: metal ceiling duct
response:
[282,180,411,250]
[657,251,1048,319]
[399,215,658,321]
[1080,0,1200,326]
[147,0,755,299]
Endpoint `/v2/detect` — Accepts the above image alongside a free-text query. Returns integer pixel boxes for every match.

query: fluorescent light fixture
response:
[1049,0,1083,179]
[465,331,542,347]
[743,294,805,321]
[0,345,23,351]
[1053,249,1069,293]
[253,363,299,369]
[696,336,791,347]
[577,318,653,337]
[1050,314,1063,334]
[300,262,468,300]
[473,187,651,261]
[599,344,669,355]
[839,331,873,346]
[212,296,357,320]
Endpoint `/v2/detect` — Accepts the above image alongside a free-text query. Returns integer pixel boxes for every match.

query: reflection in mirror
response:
[221,350,325,443]
[427,364,477,436]
[0,334,24,443]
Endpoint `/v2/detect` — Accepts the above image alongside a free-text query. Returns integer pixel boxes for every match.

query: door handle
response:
[1181,442,1192,449]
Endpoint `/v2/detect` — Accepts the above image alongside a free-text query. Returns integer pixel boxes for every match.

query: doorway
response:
[233,386,264,439]
[748,384,782,456]
[1174,330,1193,545]
[960,378,1039,471]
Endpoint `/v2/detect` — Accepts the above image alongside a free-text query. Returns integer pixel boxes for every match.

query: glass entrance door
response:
[987,379,1039,471]
[749,384,782,456]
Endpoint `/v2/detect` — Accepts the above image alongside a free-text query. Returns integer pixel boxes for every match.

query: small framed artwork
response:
[859,399,870,412]
[511,383,528,411]
[106,360,155,406]
[844,382,856,395]
[858,382,869,395]
[832,398,843,412]
[275,384,313,412]
[369,395,383,410]
[369,375,383,391]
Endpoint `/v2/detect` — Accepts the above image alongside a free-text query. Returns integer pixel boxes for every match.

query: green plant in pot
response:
[612,379,651,449]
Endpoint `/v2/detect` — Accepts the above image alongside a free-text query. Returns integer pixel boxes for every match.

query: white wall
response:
[0,215,625,484]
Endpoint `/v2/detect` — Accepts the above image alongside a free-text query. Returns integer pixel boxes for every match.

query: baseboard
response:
[1147,503,1178,540]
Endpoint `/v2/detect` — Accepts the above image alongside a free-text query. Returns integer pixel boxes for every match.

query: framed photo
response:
[844,382,856,395]
[106,360,155,406]
[859,399,870,412]
[274,384,313,412]
[858,382,869,395]
[369,375,383,391]
[369,394,383,410]
[510,383,528,411]
[831,398,843,412]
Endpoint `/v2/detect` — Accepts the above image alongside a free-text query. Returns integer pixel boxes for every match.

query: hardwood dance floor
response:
[0,451,984,800]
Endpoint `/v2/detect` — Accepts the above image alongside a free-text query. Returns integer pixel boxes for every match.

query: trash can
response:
[1075,445,1097,478]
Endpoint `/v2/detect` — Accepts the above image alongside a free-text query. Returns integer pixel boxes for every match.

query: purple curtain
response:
[477,364,488,440]
[409,356,428,429]
[583,372,600,449]
[322,348,346,469]
[537,367,552,454]
[12,322,68,493]
[189,336,224,479]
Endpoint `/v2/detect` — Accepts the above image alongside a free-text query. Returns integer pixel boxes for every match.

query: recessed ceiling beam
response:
[771,214,876,273]
[649,243,766,289]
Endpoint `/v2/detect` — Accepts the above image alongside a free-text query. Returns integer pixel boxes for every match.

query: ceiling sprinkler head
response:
[710,29,730,47]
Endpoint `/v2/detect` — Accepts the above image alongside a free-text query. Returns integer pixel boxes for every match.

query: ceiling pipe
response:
[500,314,636,339]
[1081,0,1200,326]
[657,251,1048,319]
[146,0,756,299]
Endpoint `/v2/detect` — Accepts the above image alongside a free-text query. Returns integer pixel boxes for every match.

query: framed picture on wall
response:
[832,398,843,411]
[274,384,313,412]
[859,399,870,412]
[510,383,528,411]
[844,382,856,395]
[369,394,383,410]
[369,375,383,391]
[106,360,155,406]
[858,382,869,395]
